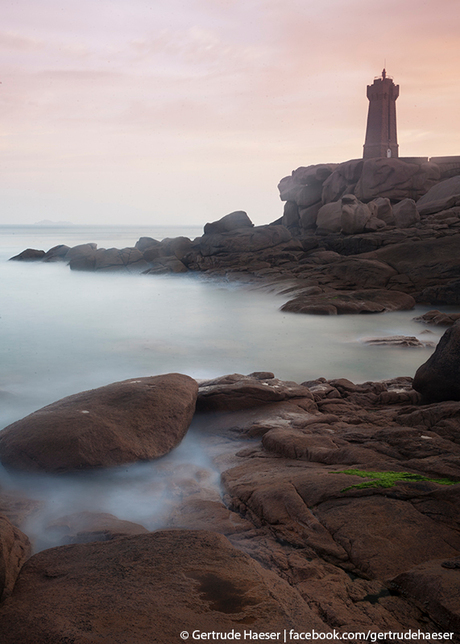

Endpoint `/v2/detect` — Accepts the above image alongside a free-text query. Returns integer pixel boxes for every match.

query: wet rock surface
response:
[1,370,459,641]
[0,530,328,643]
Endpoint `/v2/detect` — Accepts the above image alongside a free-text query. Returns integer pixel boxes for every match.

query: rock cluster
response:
[414,310,460,327]
[10,157,460,314]
[3,158,460,640]
[0,352,459,640]
[277,157,460,234]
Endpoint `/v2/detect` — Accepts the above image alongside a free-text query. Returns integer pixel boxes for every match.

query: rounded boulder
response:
[413,322,460,402]
[0,374,198,472]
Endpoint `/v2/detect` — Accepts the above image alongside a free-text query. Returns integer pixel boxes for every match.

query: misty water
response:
[0,225,447,549]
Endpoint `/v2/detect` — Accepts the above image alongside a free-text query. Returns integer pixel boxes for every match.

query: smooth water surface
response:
[0,224,445,428]
[0,224,451,548]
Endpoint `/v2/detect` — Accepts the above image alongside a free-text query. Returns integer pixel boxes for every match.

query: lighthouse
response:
[363,69,399,159]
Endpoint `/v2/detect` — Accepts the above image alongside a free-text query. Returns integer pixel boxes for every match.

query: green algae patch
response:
[332,469,459,492]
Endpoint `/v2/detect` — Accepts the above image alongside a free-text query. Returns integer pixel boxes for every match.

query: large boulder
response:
[9,249,45,261]
[196,373,315,412]
[42,244,71,262]
[419,279,460,306]
[65,243,97,262]
[281,289,415,315]
[134,236,160,252]
[143,257,188,274]
[0,515,31,601]
[413,322,460,403]
[281,200,300,228]
[361,234,460,295]
[340,194,372,234]
[159,236,193,260]
[416,175,460,216]
[368,197,394,224]
[323,257,397,289]
[392,198,419,228]
[278,164,336,207]
[0,530,327,643]
[299,202,322,229]
[316,201,342,233]
[0,374,198,472]
[203,210,253,235]
[94,247,150,273]
[199,225,291,256]
[66,243,98,270]
[321,159,364,204]
[354,159,440,203]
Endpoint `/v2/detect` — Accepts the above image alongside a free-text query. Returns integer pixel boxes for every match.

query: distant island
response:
[33,219,74,226]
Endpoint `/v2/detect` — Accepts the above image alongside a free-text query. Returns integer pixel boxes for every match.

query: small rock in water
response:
[9,248,45,261]
[361,335,435,347]
[414,310,460,327]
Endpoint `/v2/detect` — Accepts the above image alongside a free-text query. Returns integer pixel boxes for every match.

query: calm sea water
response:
[0,224,450,547]
[0,224,445,427]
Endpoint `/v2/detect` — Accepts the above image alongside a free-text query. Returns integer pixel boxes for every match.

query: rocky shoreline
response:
[2,156,460,641]
[0,322,459,641]
[10,157,460,315]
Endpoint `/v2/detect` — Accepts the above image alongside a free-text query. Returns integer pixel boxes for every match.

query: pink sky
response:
[1,0,459,226]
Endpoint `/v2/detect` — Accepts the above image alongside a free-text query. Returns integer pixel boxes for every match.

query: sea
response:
[0,223,448,548]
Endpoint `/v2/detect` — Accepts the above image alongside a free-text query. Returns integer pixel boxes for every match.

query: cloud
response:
[0,31,44,51]
[0,0,459,225]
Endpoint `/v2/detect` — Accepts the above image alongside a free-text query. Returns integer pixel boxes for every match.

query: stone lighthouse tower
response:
[363,69,399,159]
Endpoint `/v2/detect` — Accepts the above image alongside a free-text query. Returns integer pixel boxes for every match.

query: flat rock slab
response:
[416,175,460,216]
[0,374,198,472]
[315,495,460,580]
[46,511,149,545]
[197,373,315,412]
[0,530,328,643]
[392,558,460,633]
[281,289,415,315]
[362,234,460,292]
[223,459,460,578]
[361,335,435,347]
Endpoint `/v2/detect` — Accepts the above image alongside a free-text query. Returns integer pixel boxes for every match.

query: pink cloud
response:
[0,0,459,225]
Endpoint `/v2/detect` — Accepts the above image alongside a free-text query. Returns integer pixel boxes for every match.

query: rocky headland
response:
[11,156,460,315]
[2,156,460,642]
